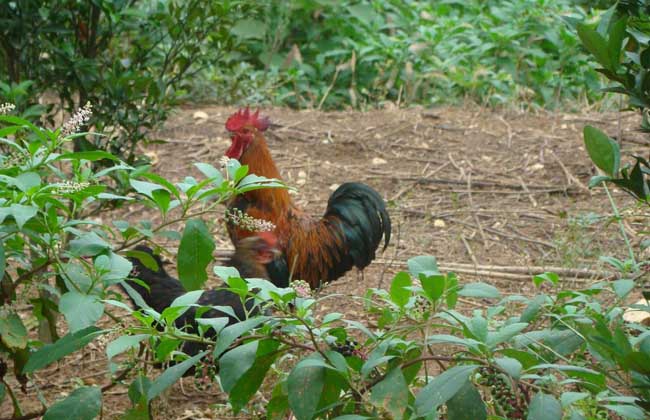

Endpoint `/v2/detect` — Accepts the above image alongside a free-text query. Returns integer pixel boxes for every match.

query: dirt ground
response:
[3,105,648,419]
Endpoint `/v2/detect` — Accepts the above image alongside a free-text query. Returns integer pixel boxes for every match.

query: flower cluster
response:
[54,181,90,194]
[1,152,26,168]
[61,102,92,137]
[223,208,276,232]
[290,279,312,298]
[219,156,231,168]
[0,103,15,115]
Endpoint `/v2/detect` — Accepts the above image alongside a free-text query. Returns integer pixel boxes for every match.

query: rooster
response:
[122,232,279,359]
[224,108,391,289]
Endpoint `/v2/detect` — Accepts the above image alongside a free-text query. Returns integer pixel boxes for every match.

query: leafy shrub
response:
[204,0,603,109]
[0,0,241,162]
[0,104,281,418]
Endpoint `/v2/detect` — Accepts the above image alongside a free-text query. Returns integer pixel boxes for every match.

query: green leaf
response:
[389,271,412,307]
[220,340,259,392]
[604,404,646,420]
[147,351,208,401]
[447,380,487,420]
[59,291,104,333]
[533,272,559,287]
[23,327,103,373]
[521,295,547,322]
[0,204,38,229]
[69,231,111,257]
[458,282,500,299]
[612,279,634,298]
[577,23,615,71]
[420,274,445,301]
[223,339,280,413]
[527,392,562,420]
[495,357,522,379]
[213,316,270,357]
[415,365,479,416]
[232,18,267,39]
[98,252,133,286]
[56,151,119,162]
[370,367,408,419]
[487,323,528,348]
[0,312,28,349]
[560,392,589,408]
[43,386,102,420]
[128,376,152,404]
[106,334,149,361]
[583,125,620,176]
[129,179,166,199]
[588,175,610,188]
[177,219,215,291]
[15,172,41,192]
[213,265,241,281]
[0,242,4,286]
[194,162,224,185]
[407,255,439,277]
[288,356,326,420]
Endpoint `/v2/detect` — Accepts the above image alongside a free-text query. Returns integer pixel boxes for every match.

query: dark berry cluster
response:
[477,366,526,419]
[193,360,218,391]
[331,338,367,360]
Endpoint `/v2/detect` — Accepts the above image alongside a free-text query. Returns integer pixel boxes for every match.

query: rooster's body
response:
[224,109,391,289]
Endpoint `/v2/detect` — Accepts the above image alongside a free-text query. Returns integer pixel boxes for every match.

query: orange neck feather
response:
[239,131,292,214]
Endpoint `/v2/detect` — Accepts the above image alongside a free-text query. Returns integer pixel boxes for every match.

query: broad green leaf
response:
[98,252,133,285]
[106,334,149,361]
[130,179,166,199]
[124,249,159,271]
[407,255,439,277]
[458,282,500,299]
[528,392,562,420]
[389,271,411,307]
[194,162,224,185]
[560,392,589,408]
[224,339,280,413]
[59,291,104,333]
[583,125,620,176]
[612,279,634,298]
[177,219,215,291]
[15,172,40,192]
[420,274,445,301]
[69,231,111,256]
[147,351,208,401]
[220,341,259,392]
[0,204,38,229]
[288,356,326,420]
[487,323,528,348]
[232,18,267,39]
[495,357,523,379]
[370,367,408,419]
[0,242,4,286]
[447,380,487,420]
[128,375,152,404]
[43,386,102,420]
[23,326,102,372]
[213,316,270,357]
[604,404,645,420]
[0,312,28,349]
[214,265,241,281]
[577,23,615,70]
[415,365,479,416]
[533,272,559,287]
[56,151,119,162]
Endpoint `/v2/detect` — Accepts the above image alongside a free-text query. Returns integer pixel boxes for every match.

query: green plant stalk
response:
[604,184,636,265]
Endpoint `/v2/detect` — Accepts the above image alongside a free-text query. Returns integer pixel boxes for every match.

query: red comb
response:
[225,107,270,132]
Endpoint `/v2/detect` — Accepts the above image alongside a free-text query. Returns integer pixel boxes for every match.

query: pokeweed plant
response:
[0,103,283,419]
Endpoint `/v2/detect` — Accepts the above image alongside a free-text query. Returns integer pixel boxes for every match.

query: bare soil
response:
[3,105,647,419]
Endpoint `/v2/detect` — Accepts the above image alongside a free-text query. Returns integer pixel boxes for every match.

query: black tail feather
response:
[324,182,391,281]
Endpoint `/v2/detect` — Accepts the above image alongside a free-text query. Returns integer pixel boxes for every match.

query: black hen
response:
[122,233,278,359]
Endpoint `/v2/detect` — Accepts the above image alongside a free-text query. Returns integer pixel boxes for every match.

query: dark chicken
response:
[122,232,279,358]
[224,108,391,289]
